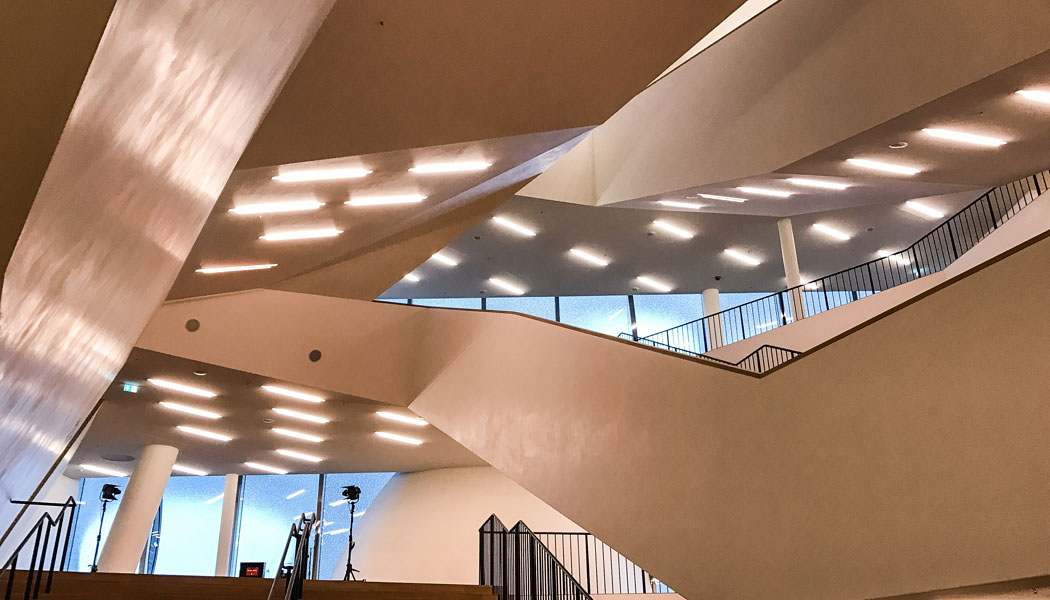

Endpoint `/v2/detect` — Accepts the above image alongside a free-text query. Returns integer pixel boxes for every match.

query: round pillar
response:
[702,288,723,350]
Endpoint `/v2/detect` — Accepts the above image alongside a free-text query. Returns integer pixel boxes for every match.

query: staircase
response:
[7,572,497,600]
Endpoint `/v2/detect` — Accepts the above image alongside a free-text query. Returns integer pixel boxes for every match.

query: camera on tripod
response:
[101,484,121,501]
[341,485,361,502]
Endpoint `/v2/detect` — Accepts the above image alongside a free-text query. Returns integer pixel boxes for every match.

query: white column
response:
[96,445,178,573]
[702,288,723,350]
[214,474,239,576]
[777,218,804,320]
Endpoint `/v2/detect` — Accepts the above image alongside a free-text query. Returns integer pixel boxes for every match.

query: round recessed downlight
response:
[888,141,908,149]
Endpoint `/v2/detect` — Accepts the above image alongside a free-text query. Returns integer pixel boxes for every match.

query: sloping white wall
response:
[335,467,582,583]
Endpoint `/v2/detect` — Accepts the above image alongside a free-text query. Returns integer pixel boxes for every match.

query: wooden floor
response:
[5,571,497,600]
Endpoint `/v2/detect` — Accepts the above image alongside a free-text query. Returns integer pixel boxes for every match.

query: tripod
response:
[342,500,360,581]
[90,497,115,572]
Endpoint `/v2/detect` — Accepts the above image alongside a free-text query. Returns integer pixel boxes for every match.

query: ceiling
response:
[68,348,486,478]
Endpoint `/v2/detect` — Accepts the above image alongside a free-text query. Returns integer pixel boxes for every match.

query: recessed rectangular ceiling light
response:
[922,128,1006,147]
[738,186,793,198]
[229,200,325,215]
[272,167,371,182]
[376,411,428,426]
[376,431,424,445]
[346,194,427,207]
[724,248,761,266]
[698,193,747,203]
[203,494,224,505]
[403,273,421,282]
[568,248,609,267]
[245,461,288,475]
[177,425,232,442]
[172,464,208,476]
[276,449,323,463]
[652,220,694,239]
[148,378,217,398]
[1016,89,1050,104]
[159,401,221,420]
[286,489,306,500]
[658,200,705,209]
[488,277,526,295]
[82,464,127,477]
[273,428,324,443]
[636,276,673,293]
[904,200,944,219]
[812,223,851,241]
[262,384,324,404]
[273,407,330,424]
[877,249,911,265]
[409,161,491,173]
[431,252,458,266]
[196,264,278,274]
[786,178,850,190]
[846,158,921,175]
[260,228,342,242]
[492,216,537,237]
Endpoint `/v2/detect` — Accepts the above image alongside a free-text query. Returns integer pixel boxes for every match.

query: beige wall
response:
[339,466,582,583]
[138,231,1050,600]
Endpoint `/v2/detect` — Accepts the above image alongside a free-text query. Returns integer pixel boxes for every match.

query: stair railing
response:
[267,513,316,600]
[1,497,77,600]
[618,334,801,373]
[480,515,592,600]
[531,530,674,595]
[626,169,1050,358]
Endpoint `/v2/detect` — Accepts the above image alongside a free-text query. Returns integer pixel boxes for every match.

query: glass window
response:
[412,298,482,310]
[559,296,631,337]
[232,474,320,578]
[633,294,704,354]
[485,296,556,320]
[151,475,227,576]
[69,476,129,572]
[316,472,396,580]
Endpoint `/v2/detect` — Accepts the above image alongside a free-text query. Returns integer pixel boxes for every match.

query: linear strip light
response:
[904,200,944,219]
[81,464,127,477]
[273,428,324,443]
[346,194,427,207]
[203,494,224,505]
[636,276,673,293]
[159,401,221,420]
[148,378,217,398]
[652,220,694,239]
[922,128,1006,147]
[286,489,306,500]
[488,277,526,295]
[376,411,428,427]
[738,186,793,198]
[1016,89,1050,104]
[786,178,850,190]
[276,449,323,463]
[273,407,330,424]
[492,216,537,237]
[177,425,232,442]
[846,158,921,176]
[568,248,609,267]
[431,252,458,266]
[403,273,421,282]
[409,161,491,173]
[196,264,277,274]
[698,193,747,203]
[273,167,371,182]
[724,249,761,266]
[658,200,704,209]
[260,228,342,242]
[245,461,288,474]
[262,385,324,404]
[229,200,324,215]
[375,431,424,445]
[812,223,851,241]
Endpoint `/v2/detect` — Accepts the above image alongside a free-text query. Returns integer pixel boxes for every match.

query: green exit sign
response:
[122,383,139,393]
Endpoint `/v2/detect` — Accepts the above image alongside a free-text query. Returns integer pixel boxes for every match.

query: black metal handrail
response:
[532,531,673,595]
[267,513,315,600]
[1,497,77,600]
[618,334,801,373]
[628,169,1049,357]
[480,515,592,600]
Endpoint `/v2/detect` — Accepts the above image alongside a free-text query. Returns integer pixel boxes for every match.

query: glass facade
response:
[559,295,631,337]
[485,296,557,320]
[70,472,394,578]
[411,298,482,310]
[633,294,703,338]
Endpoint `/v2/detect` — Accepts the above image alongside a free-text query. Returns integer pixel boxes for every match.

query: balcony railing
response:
[627,170,1049,358]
